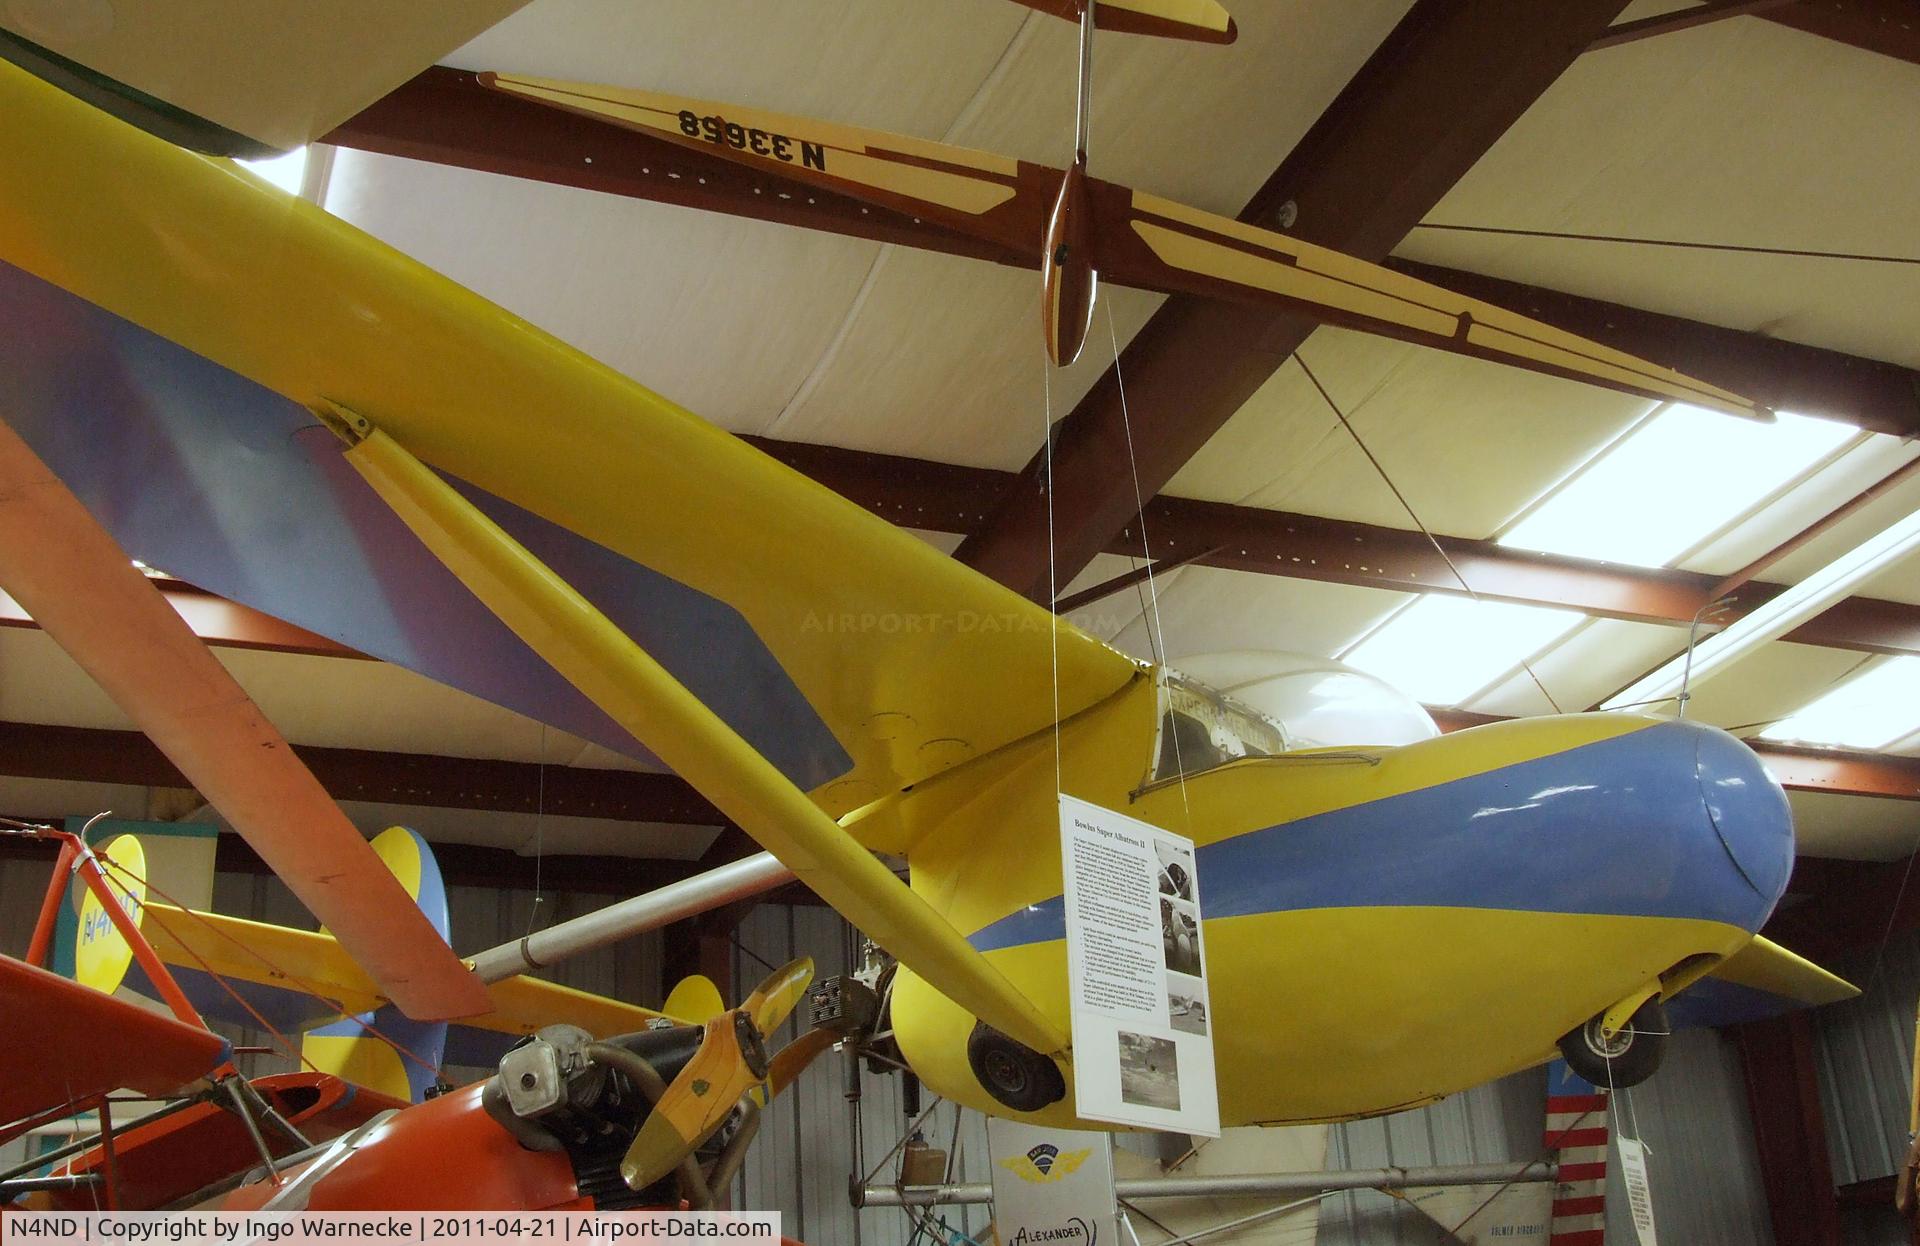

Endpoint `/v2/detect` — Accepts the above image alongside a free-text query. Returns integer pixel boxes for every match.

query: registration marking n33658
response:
[678,110,826,170]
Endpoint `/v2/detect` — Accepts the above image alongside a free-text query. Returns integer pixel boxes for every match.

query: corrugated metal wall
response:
[1316,1067,1545,1244]
[1,853,55,1177]
[1598,1028,1774,1245]
[1811,928,1920,1246]
[1314,1029,1775,1246]
[1815,928,1920,1186]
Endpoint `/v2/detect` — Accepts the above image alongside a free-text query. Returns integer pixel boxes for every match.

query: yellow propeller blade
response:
[762,1028,838,1102]
[620,1012,769,1191]
[743,957,814,1038]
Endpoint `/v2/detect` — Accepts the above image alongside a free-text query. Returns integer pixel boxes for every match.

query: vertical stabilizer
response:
[303,827,452,1101]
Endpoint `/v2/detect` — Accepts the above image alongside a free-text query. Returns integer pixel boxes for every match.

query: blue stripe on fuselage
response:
[969,721,1784,952]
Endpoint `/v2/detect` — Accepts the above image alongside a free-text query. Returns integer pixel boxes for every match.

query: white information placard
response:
[1617,1136,1659,1245]
[1059,794,1219,1136]
[987,1118,1119,1246]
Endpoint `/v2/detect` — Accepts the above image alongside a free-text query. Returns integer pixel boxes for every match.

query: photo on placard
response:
[1167,980,1208,1036]
[1117,1030,1181,1111]
[1161,896,1202,977]
[1156,839,1195,902]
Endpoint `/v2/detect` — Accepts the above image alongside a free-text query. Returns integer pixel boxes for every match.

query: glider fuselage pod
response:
[882,674,1792,1127]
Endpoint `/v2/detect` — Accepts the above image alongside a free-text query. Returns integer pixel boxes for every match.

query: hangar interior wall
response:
[1812,925,1920,1245]
[2,851,1900,1244]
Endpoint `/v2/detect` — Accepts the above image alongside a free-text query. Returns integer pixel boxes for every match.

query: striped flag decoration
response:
[1545,1058,1609,1246]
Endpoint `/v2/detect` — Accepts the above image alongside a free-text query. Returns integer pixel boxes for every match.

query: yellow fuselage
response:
[871,679,1791,1127]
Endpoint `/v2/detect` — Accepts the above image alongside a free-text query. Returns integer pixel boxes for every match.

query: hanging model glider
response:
[0,0,1854,1195]
[469,0,1763,413]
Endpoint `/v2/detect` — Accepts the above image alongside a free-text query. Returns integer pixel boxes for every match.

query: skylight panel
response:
[1498,405,1857,568]
[1759,657,1920,751]
[240,146,309,196]
[1341,595,1583,707]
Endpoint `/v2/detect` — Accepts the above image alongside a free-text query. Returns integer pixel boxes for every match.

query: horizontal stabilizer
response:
[1666,936,1858,1030]
[484,973,676,1039]
[140,903,385,1031]
[141,901,678,1044]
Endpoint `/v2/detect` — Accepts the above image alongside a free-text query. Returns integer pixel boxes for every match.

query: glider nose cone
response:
[1689,721,1794,914]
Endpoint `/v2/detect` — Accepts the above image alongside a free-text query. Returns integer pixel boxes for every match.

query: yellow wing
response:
[0,60,1140,829]
[482,974,676,1040]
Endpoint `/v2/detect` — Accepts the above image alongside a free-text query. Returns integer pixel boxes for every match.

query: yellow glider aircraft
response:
[0,35,1852,1154]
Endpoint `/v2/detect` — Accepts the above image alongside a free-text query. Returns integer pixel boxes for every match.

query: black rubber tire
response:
[967,1022,1066,1112]
[1557,998,1668,1088]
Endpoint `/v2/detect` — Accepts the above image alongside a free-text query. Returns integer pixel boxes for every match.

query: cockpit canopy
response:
[1151,651,1439,783]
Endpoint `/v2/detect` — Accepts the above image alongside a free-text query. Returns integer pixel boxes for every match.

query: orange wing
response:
[0,956,230,1125]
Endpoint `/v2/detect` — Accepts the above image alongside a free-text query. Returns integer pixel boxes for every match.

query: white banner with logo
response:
[1059,795,1219,1136]
[987,1118,1118,1246]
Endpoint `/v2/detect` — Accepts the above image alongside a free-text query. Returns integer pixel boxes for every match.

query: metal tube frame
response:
[468,852,793,982]
[857,1159,1559,1207]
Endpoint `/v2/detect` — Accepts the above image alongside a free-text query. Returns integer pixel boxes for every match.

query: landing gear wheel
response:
[1558,998,1668,1088]
[968,1022,1065,1112]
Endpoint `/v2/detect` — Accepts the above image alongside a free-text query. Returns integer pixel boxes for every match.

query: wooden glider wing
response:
[1009,0,1237,43]
[1104,190,1760,418]
[480,74,1760,420]
[0,955,229,1125]
[0,60,1141,825]
[477,73,1049,259]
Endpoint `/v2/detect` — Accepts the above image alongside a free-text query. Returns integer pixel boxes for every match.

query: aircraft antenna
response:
[1673,597,1735,719]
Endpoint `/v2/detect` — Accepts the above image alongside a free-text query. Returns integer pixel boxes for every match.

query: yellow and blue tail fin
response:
[302,827,451,1102]
[72,833,147,996]
[662,974,726,1025]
